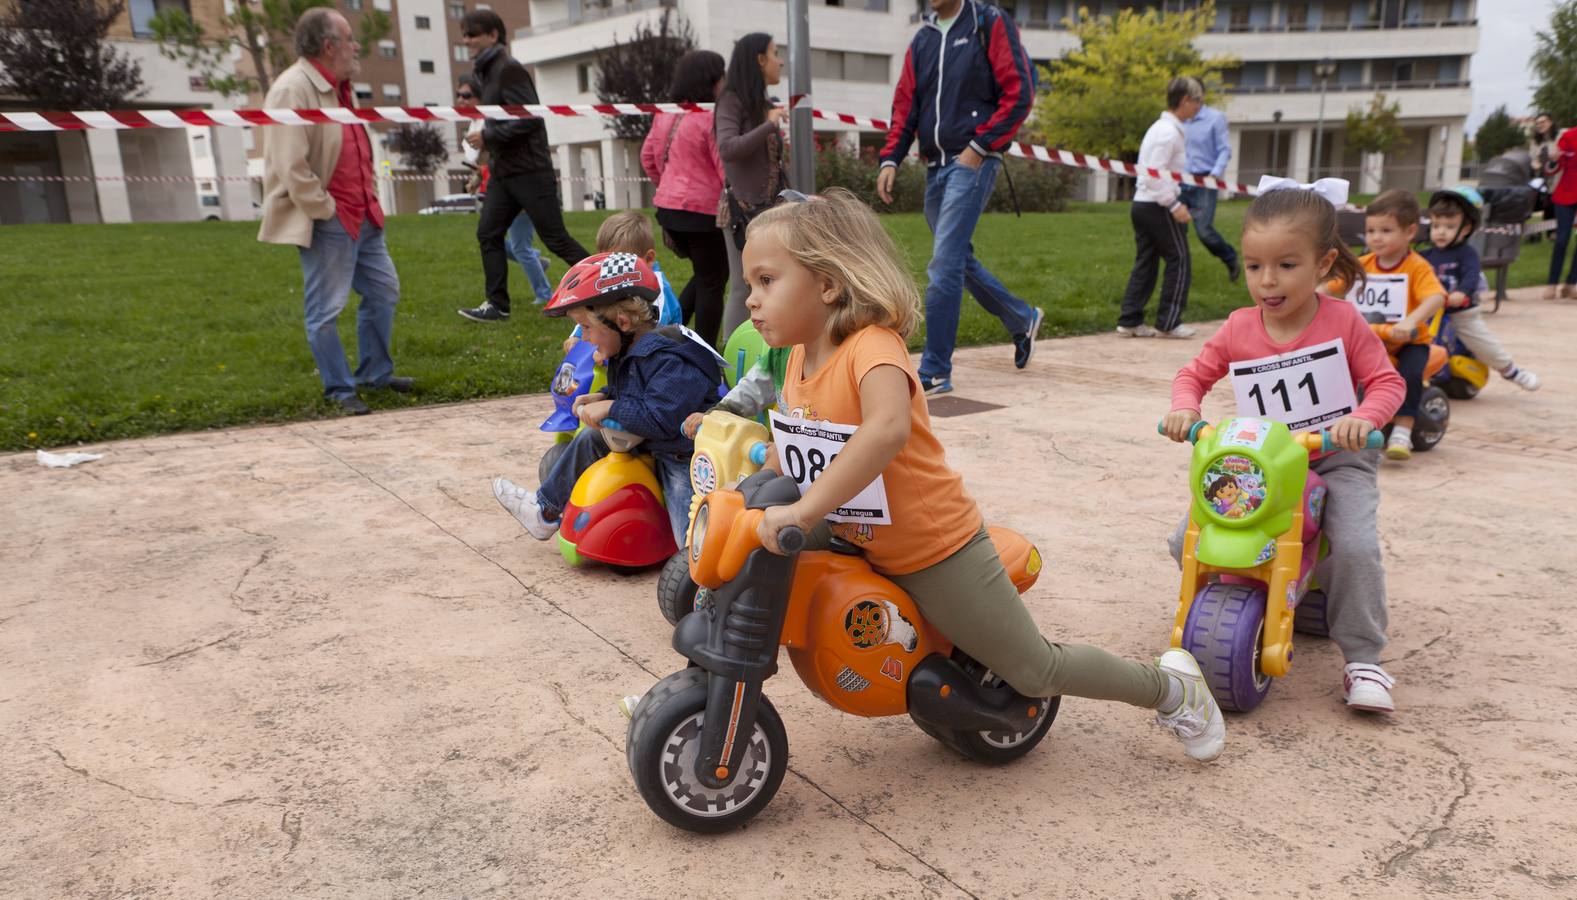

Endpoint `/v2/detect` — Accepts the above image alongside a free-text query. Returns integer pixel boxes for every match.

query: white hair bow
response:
[1256,175,1350,207]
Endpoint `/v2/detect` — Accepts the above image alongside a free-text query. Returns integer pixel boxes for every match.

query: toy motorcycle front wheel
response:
[626,668,787,833]
[911,652,1059,764]
[1182,583,1272,713]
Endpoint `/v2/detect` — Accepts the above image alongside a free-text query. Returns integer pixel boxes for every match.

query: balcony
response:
[517,0,676,39]
[1225,78,1470,95]
[1208,17,1476,34]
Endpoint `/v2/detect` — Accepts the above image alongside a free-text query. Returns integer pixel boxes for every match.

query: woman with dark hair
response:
[714,32,787,339]
[640,49,730,345]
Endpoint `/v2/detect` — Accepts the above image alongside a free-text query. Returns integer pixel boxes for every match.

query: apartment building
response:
[512,0,1475,210]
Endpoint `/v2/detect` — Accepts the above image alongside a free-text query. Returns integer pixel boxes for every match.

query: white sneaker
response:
[492,476,558,540]
[617,693,644,720]
[1504,367,1542,391]
[1158,325,1198,339]
[1343,663,1396,713]
[1385,433,1412,461]
[1116,324,1158,337]
[1155,649,1226,762]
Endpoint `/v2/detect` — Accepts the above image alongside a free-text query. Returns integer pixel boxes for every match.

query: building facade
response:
[512,0,1476,209]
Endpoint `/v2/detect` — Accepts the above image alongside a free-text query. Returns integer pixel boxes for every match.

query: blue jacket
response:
[879,0,1034,168]
[606,328,722,458]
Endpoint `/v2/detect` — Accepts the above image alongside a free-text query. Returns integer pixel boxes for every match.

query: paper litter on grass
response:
[36,450,104,468]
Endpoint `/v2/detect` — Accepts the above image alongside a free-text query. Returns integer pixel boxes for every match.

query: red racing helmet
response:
[542,251,661,318]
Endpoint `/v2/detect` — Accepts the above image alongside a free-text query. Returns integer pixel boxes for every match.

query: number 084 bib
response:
[1229,337,1358,432]
[769,411,892,524]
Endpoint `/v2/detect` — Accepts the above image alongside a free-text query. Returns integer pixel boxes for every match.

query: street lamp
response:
[1311,57,1336,180]
[1272,110,1283,177]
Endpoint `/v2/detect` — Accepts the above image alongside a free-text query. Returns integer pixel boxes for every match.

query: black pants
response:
[661,224,730,347]
[478,170,588,312]
[1118,201,1191,332]
[1394,342,1429,418]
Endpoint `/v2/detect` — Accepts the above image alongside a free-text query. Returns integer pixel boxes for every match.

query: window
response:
[453,45,470,61]
[129,0,190,38]
[379,40,398,59]
[415,15,431,29]
[419,60,435,74]
[449,1,465,19]
[354,82,373,101]
[577,62,594,94]
[1285,3,1309,28]
[373,0,392,11]
[1228,5,1251,31]
[808,50,889,84]
[346,0,363,8]
[383,83,403,100]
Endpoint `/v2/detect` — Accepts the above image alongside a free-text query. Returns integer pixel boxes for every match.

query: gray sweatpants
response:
[1167,449,1388,663]
[1449,306,1514,372]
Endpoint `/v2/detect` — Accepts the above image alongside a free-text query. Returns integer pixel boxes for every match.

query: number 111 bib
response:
[1229,337,1358,431]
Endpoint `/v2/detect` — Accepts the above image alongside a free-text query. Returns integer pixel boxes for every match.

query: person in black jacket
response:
[457,9,589,323]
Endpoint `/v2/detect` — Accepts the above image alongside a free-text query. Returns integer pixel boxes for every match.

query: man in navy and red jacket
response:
[877,0,1044,395]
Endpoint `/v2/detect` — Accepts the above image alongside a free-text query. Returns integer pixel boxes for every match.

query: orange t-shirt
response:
[781,326,981,575]
[1328,250,1445,345]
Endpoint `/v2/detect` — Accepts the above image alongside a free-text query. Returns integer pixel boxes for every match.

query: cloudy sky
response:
[1469,0,1551,129]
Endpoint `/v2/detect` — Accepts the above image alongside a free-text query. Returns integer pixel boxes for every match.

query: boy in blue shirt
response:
[494,252,722,546]
[1422,189,1540,392]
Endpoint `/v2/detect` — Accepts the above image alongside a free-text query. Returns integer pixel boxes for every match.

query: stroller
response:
[1474,148,1540,312]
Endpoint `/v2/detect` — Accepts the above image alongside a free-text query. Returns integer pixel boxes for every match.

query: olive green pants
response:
[814,525,1169,707]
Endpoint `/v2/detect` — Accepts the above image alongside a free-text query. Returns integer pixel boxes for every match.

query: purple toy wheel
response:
[1181,583,1272,713]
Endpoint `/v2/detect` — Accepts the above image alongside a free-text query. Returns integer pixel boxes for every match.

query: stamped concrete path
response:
[4,288,1575,898]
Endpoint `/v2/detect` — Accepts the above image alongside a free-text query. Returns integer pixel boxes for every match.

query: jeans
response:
[1549,202,1577,285]
[1394,342,1429,418]
[479,170,588,313]
[1118,202,1192,332]
[1179,183,1238,269]
[505,213,554,303]
[918,158,1038,382]
[535,427,695,547]
[296,217,399,400]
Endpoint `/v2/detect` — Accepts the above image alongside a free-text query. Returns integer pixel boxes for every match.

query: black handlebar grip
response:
[777,526,806,554]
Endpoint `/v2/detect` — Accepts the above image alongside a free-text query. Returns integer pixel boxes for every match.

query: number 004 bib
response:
[1229,337,1358,431]
[1344,273,1408,322]
[770,411,892,524]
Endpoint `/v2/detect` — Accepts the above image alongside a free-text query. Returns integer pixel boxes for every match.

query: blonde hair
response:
[595,211,656,256]
[590,295,657,329]
[745,188,920,342]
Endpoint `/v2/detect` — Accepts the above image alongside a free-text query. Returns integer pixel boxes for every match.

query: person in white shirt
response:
[1117,76,1203,339]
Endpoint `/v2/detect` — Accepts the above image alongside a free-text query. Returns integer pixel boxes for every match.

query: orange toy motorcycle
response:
[1366,310,1451,452]
[624,471,1053,833]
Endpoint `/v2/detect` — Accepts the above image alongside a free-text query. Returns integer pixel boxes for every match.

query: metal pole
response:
[786,0,814,192]
[1313,86,1327,181]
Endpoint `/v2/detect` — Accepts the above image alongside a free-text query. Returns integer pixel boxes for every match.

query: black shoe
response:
[1228,258,1242,284]
[918,376,953,396]
[377,376,416,393]
[335,394,371,416]
[458,301,509,322]
[1013,307,1045,369]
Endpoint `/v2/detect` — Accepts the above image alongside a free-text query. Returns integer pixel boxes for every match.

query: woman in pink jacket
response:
[642,50,730,346]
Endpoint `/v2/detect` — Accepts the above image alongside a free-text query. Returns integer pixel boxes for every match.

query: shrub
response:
[811,138,1075,214]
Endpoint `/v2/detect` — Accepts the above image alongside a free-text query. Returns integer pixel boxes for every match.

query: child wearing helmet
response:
[1422,188,1541,392]
[492,252,724,547]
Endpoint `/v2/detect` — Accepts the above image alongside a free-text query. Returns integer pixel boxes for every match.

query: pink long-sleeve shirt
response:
[1172,295,1406,453]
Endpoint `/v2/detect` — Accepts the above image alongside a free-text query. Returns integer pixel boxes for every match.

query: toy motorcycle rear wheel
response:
[537,440,569,484]
[656,551,700,625]
[1441,377,1479,400]
[1293,589,1330,638]
[1182,583,1272,713]
[626,668,787,833]
[1412,386,1450,451]
[911,652,1058,764]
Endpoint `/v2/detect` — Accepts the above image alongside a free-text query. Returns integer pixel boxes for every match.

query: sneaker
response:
[918,377,953,396]
[1562,284,1575,299]
[492,476,558,540]
[334,394,371,416]
[617,693,644,720]
[1013,307,1045,369]
[1158,325,1198,339]
[459,301,510,322]
[1542,285,1558,300]
[1343,663,1396,713]
[1504,367,1542,391]
[1385,433,1412,461]
[1116,324,1158,338]
[1154,649,1226,762]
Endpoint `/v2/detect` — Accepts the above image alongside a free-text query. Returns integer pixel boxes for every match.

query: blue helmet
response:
[1429,185,1483,232]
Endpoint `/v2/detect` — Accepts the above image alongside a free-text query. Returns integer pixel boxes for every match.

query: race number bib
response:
[769,411,892,525]
[1344,273,1409,322]
[1229,338,1359,431]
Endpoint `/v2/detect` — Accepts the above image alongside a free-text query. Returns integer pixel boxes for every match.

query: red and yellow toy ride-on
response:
[555,419,677,572]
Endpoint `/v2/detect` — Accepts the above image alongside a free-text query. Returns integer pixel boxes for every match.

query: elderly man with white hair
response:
[257,7,412,415]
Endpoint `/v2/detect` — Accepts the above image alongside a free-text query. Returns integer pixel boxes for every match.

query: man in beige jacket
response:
[258,7,410,415]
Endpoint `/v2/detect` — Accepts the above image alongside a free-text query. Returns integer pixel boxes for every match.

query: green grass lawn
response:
[0,202,1558,451]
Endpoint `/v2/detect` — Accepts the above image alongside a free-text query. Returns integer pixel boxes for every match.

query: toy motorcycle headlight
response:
[690,502,709,561]
[1197,453,1270,526]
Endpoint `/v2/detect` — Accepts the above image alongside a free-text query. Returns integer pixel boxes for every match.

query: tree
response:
[1345,93,1406,188]
[388,124,449,175]
[1031,2,1235,161]
[0,0,144,109]
[592,9,696,142]
[150,0,389,99]
[1532,0,1577,129]
[1473,106,1526,163]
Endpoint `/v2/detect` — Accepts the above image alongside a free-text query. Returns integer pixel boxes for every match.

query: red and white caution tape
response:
[0,100,1257,196]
